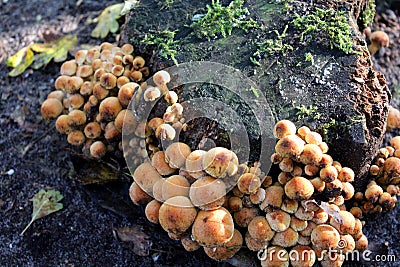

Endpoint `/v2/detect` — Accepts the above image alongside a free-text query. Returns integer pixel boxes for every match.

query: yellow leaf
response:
[6,46,31,68]
[8,47,34,77]
[7,35,77,76]
[91,3,124,39]
[33,35,78,70]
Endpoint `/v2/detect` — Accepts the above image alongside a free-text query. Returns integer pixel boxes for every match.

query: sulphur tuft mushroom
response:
[158,196,197,234]
[192,207,234,247]
[368,30,389,55]
[202,147,239,178]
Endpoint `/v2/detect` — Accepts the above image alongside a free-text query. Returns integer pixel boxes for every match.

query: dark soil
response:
[0,1,399,267]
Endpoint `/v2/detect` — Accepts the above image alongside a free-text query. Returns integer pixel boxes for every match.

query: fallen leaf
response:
[6,46,34,77]
[21,189,64,236]
[30,35,78,68]
[6,35,78,77]
[91,3,124,38]
[114,226,152,256]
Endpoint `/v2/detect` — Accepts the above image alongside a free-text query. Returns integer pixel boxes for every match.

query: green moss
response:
[250,25,293,66]
[292,7,356,54]
[304,52,314,65]
[190,0,259,41]
[295,104,318,120]
[141,30,180,65]
[362,0,376,27]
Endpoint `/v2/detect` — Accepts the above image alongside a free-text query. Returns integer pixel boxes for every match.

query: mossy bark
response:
[120,0,390,190]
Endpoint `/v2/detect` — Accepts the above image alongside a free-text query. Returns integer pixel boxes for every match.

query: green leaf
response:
[21,189,64,236]
[7,47,34,77]
[91,3,124,38]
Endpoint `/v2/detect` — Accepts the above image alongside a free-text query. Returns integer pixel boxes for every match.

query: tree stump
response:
[120,0,390,190]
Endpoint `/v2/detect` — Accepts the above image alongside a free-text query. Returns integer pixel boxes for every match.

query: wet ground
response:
[0,0,399,266]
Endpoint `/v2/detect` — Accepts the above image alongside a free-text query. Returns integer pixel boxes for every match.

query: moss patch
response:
[292,7,357,54]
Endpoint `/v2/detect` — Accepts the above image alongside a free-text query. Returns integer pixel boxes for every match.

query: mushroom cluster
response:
[40,42,150,158]
[352,136,400,217]
[129,107,368,266]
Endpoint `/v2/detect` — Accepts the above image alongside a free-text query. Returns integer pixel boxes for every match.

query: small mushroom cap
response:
[41,98,64,120]
[76,65,93,78]
[155,123,176,140]
[84,122,102,139]
[129,182,152,205]
[65,76,83,93]
[260,246,289,267]
[99,97,122,121]
[250,188,266,205]
[202,147,239,178]
[118,82,139,107]
[364,184,383,203]
[248,216,275,241]
[237,173,261,194]
[300,144,323,165]
[339,234,355,254]
[165,142,191,169]
[192,207,234,247]
[55,115,72,134]
[162,175,190,199]
[115,109,137,132]
[285,177,314,200]
[355,234,368,251]
[370,31,390,47]
[289,245,316,267]
[203,229,243,261]
[54,75,69,90]
[67,130,85,146]
[320,166,338,183]
[68,110,87,126]
[228,196,243,212]
[291,216,308,231]
[259,185,284,210]
[47,90,65,102]
[337,167,355,182]
[311,208,328,225]
[153,70,171,87]
[387,106,400,129]
[273,120,297,139]
[275,135,305,158]
[311,224,340,250]
[294,206,314,221]
[304,132,322,145]
[69,94,85,109]
[143,86,161,101]
[329,210,355,235]
[145,199,161,224]
[281,198,299,214]
[299,221,317,237]
[133,161,162,193]
[159,196,197,234]
[60,60,77,76]
[185,150,207,179]
[181,235,201,252]
[266,210,291,232]
[151,151,176,176]
[189,176,226,210]
[233,207,259,228]
[89,141,107,158]
[271,227,299,247]
[245,231,269,251]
